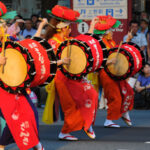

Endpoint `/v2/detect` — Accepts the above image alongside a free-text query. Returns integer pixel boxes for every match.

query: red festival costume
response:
[99,39,134,120]
[48,34,98,133]
[0,88,39,150]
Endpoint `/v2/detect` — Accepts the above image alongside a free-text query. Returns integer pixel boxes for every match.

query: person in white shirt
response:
[21,19,37,38]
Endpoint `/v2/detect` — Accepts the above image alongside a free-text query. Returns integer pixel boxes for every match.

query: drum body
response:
[0,37,57,93]
[105,42,145,80]
[57,34,107,80]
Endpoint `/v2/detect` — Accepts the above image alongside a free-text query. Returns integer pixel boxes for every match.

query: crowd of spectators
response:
[6,14,47,41]
[123,11,150,109]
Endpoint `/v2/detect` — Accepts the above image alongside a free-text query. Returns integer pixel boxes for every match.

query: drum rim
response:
[0,41,35,94]
[121,43,143,75]
[57,38,94,80]
[105,47,134,80]
[85,33,108,71]
[76,34,105,71]
[122,42,145,69]
[31,36,57,84]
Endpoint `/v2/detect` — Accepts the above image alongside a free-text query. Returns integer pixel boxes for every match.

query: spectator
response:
[14,15,25,31]
[9,15,24,25]
[35,20,42,29]
[146,29,150,63]
[137,19,149,61]
[20,19,37,38]
[31,14,39,29]
[123,20,147,52]
[138,19,149,36]
[134,63,150,109]
[14,15,23,20]
[140,11,149,20]
[7,19,25,38]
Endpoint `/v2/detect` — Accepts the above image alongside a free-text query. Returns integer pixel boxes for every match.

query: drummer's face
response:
[104,31,113,40]
[107,31,113,40]
[63,25,71,37]
[130,23,139,34]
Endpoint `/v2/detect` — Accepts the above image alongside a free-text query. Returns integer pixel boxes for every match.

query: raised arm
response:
[147,33,150,59]
[34,18,48,37]
[88,17,99,34]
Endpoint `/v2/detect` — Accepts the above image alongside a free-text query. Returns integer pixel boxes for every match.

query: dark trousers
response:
[134,91,150,109]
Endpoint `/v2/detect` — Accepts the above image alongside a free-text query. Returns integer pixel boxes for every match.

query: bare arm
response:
[106,58,117,66]
[57,57,71,66]
[88,17,99,34]
[57,60,63,66]
[34,18,48,37]
[147,34,150,58]
[126,31,133,42]
[135,81,145,92]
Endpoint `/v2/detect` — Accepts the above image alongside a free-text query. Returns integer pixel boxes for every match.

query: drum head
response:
[61,45,87,74]
[57,39,93,80]
[0,41,35,94]
[0,48,27,87]
[105,48,134,80]
[107,52,129,76]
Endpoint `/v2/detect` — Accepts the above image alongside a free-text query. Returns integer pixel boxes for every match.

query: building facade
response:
[2,0,150,43]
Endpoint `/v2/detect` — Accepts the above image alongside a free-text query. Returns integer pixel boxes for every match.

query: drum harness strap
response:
[51,37,62,44]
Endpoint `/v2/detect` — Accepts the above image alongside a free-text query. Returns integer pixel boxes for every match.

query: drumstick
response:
[0,26,7,74]
[114,41,123,74]
[66,39,71,69]
[116,41,123,57]
[1,35,7,74]
[39,18,55,29]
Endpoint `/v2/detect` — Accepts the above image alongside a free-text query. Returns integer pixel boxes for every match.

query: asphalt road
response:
[5,125,150,150]
[5,109,150,150]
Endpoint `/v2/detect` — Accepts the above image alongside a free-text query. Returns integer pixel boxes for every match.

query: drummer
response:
[0,2,44,150]
[88,15,134,128]
[35,5,98,140]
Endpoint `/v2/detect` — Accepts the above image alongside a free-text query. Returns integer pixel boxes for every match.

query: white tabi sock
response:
[34,142,44,150]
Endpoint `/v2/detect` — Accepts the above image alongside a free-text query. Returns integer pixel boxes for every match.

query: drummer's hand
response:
[40,18,48,26]
[62,57,71,65]
[106,57,117,65]
[0,56,7,65]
